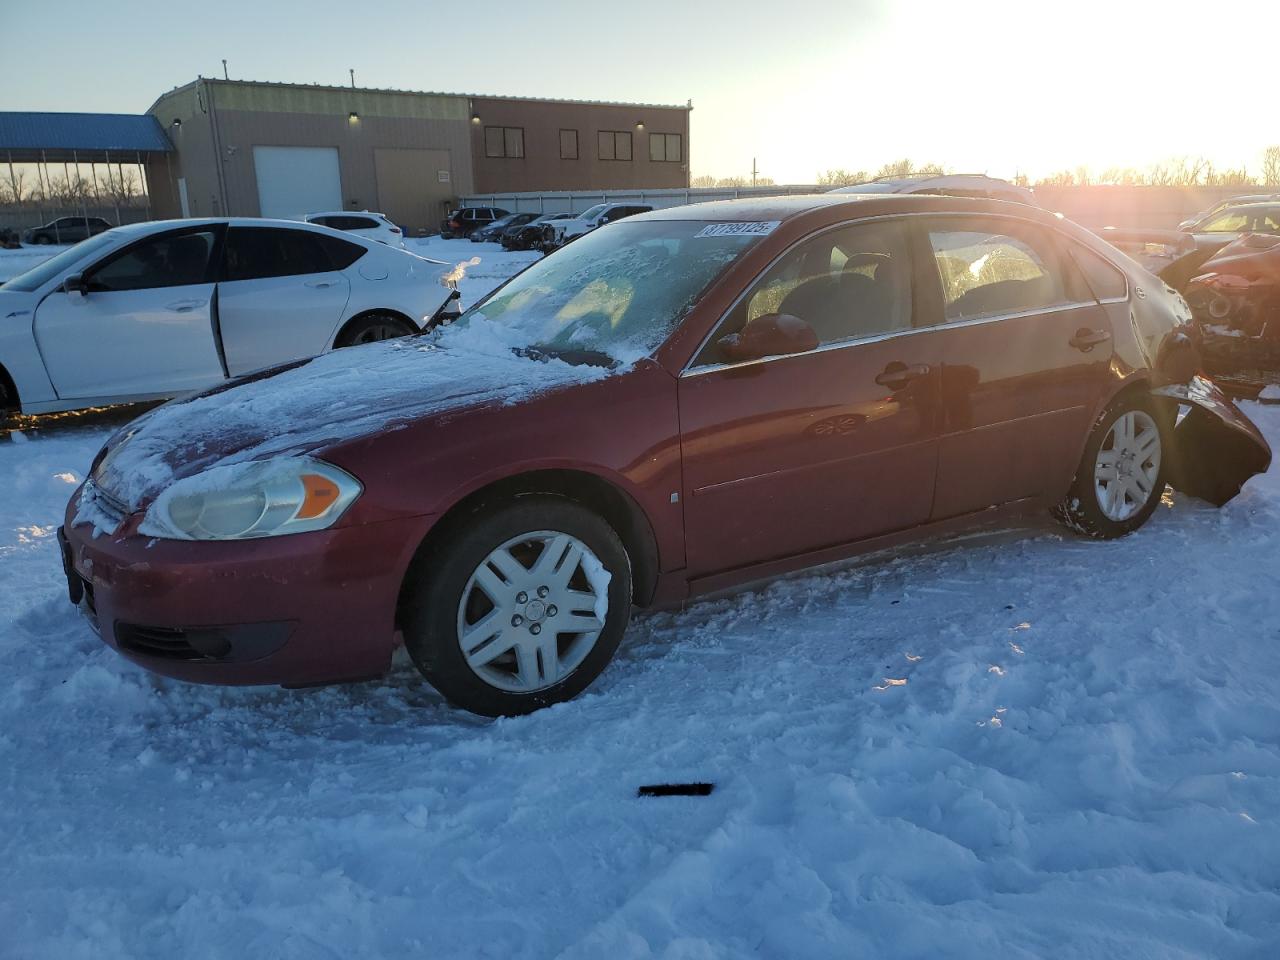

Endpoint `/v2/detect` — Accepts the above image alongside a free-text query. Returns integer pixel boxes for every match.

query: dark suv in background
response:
[23,216,113,245]
[471,212,540,243]
[440,207,510,239]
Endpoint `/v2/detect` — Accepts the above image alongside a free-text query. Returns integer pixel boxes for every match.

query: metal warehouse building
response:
[146,78,691,233]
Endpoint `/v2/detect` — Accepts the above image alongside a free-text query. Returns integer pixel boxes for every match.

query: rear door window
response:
[87,229,217,292]
[926,220,1072,322]
[221,228,335,281]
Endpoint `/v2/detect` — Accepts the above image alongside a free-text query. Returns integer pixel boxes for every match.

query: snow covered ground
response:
[3,238,1280,959]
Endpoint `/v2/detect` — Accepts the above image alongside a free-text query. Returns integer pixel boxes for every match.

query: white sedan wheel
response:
[1093,410,1162,522]
[456,530,607,694]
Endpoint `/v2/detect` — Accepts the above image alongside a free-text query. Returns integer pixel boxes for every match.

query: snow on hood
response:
[86,319,615,514]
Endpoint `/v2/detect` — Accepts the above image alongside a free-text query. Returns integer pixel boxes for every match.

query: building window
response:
[485,126,524,159]
[560,129,579,160]
[598,130,633,161]
[649,133,682,163]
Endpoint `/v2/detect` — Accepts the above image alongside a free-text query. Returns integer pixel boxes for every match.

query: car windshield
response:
[1199,209,1254,233]
[577,203,608,221]
[1,231,118,292]
[451,220,763,364]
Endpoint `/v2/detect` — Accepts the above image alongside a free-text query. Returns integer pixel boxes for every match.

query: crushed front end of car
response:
[1183,234,1280,395]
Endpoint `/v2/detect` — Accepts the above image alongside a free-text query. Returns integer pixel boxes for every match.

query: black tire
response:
[1053,392,1168,539]
[34,234,51,245]
[334,313,415,348]
[401,497,632,717]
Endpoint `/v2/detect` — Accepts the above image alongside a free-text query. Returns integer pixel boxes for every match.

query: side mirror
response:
[63,273,87,297]
[717,313,818,364]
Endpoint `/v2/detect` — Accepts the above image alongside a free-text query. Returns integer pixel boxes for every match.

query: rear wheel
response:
[1053,393,1167,539]
[334,313,415,348]
[401,497,632,717]
[34,235,51,245]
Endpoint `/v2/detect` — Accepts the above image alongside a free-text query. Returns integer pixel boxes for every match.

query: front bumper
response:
[61,501,432,687]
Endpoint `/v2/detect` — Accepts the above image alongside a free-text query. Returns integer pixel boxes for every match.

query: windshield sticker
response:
[694,221,781,239]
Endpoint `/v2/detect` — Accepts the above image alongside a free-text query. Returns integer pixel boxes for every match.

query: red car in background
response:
[61,195,1271,716]
[1184,233,1280,392]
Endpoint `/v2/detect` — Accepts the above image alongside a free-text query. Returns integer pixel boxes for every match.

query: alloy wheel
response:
[456,530,608,693]
[1094,410,1162,521]
[355,322,404,344]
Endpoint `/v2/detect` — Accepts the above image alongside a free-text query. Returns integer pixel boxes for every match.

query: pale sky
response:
[4,0,1276,183]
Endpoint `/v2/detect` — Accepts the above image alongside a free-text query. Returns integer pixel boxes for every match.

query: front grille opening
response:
[116,624,229,662]
[114,622,292,663]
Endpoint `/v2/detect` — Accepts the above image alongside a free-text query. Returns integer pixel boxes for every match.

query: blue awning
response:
[0,112,172,157]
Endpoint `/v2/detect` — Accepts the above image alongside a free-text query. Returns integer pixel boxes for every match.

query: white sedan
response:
[0,218,450,415]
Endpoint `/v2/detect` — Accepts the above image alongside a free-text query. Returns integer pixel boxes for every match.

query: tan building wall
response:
[469,96,690,194]
[148,80,691,231]
[148,79,473,232]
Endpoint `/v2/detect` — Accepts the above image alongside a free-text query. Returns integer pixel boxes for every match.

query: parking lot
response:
[1,230,1278,957]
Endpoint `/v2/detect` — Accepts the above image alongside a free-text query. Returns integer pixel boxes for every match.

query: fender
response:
[1153,375,1272,506]
[0,296,57,408]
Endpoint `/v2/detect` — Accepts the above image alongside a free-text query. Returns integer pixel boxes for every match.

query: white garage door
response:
[253,146,343,219]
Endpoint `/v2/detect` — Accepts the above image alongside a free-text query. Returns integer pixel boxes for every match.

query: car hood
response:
[0,288,39,313]
[88,326,615,513]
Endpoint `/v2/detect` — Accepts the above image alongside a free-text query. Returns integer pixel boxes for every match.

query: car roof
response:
[1205,201,1280,218]
[628,193,1058,225]
[305,210,387,219]
[108,217,385,246]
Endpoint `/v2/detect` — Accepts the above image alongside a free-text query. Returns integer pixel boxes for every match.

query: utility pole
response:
[221,59,228,80]
[751,157,758,187]
[350,68,356,89]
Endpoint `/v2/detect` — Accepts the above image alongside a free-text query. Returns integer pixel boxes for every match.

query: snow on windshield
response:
[456,220,760,364]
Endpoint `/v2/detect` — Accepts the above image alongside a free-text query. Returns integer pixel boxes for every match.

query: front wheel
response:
[1053,393,1167,539]
[401,497,632,716]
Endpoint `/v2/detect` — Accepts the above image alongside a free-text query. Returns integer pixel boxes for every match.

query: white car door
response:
[216,226,354,376]
[33,225,225,400]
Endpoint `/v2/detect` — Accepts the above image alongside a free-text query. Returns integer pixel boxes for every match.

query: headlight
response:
[139,457,361,541]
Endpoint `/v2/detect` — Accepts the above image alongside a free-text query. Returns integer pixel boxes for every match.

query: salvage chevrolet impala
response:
[61,195,1272,716]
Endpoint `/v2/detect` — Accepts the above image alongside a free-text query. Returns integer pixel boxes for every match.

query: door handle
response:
[874,362,931,388]
[1069,327,1111,351]
[305,279,337,289]
[165,299,206,312]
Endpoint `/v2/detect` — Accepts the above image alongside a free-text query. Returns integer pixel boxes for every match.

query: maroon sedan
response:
[61,195,1271,716]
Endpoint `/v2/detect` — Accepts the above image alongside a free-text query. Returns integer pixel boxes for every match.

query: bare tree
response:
[1205,165,1253,187]
[874,158,915,179]
[0,167,32,207]
[1263,146,1280,187]
[817,168,868,187]
[102,165,140,205]
[690,174,716,188]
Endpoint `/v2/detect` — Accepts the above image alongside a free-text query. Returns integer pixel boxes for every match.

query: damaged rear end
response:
[1079,221,1272,505]
[1153,376,1272,505]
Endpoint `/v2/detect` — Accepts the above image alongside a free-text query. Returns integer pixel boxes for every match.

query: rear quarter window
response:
[317,234,367,270]
[1068,243,1127,300]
